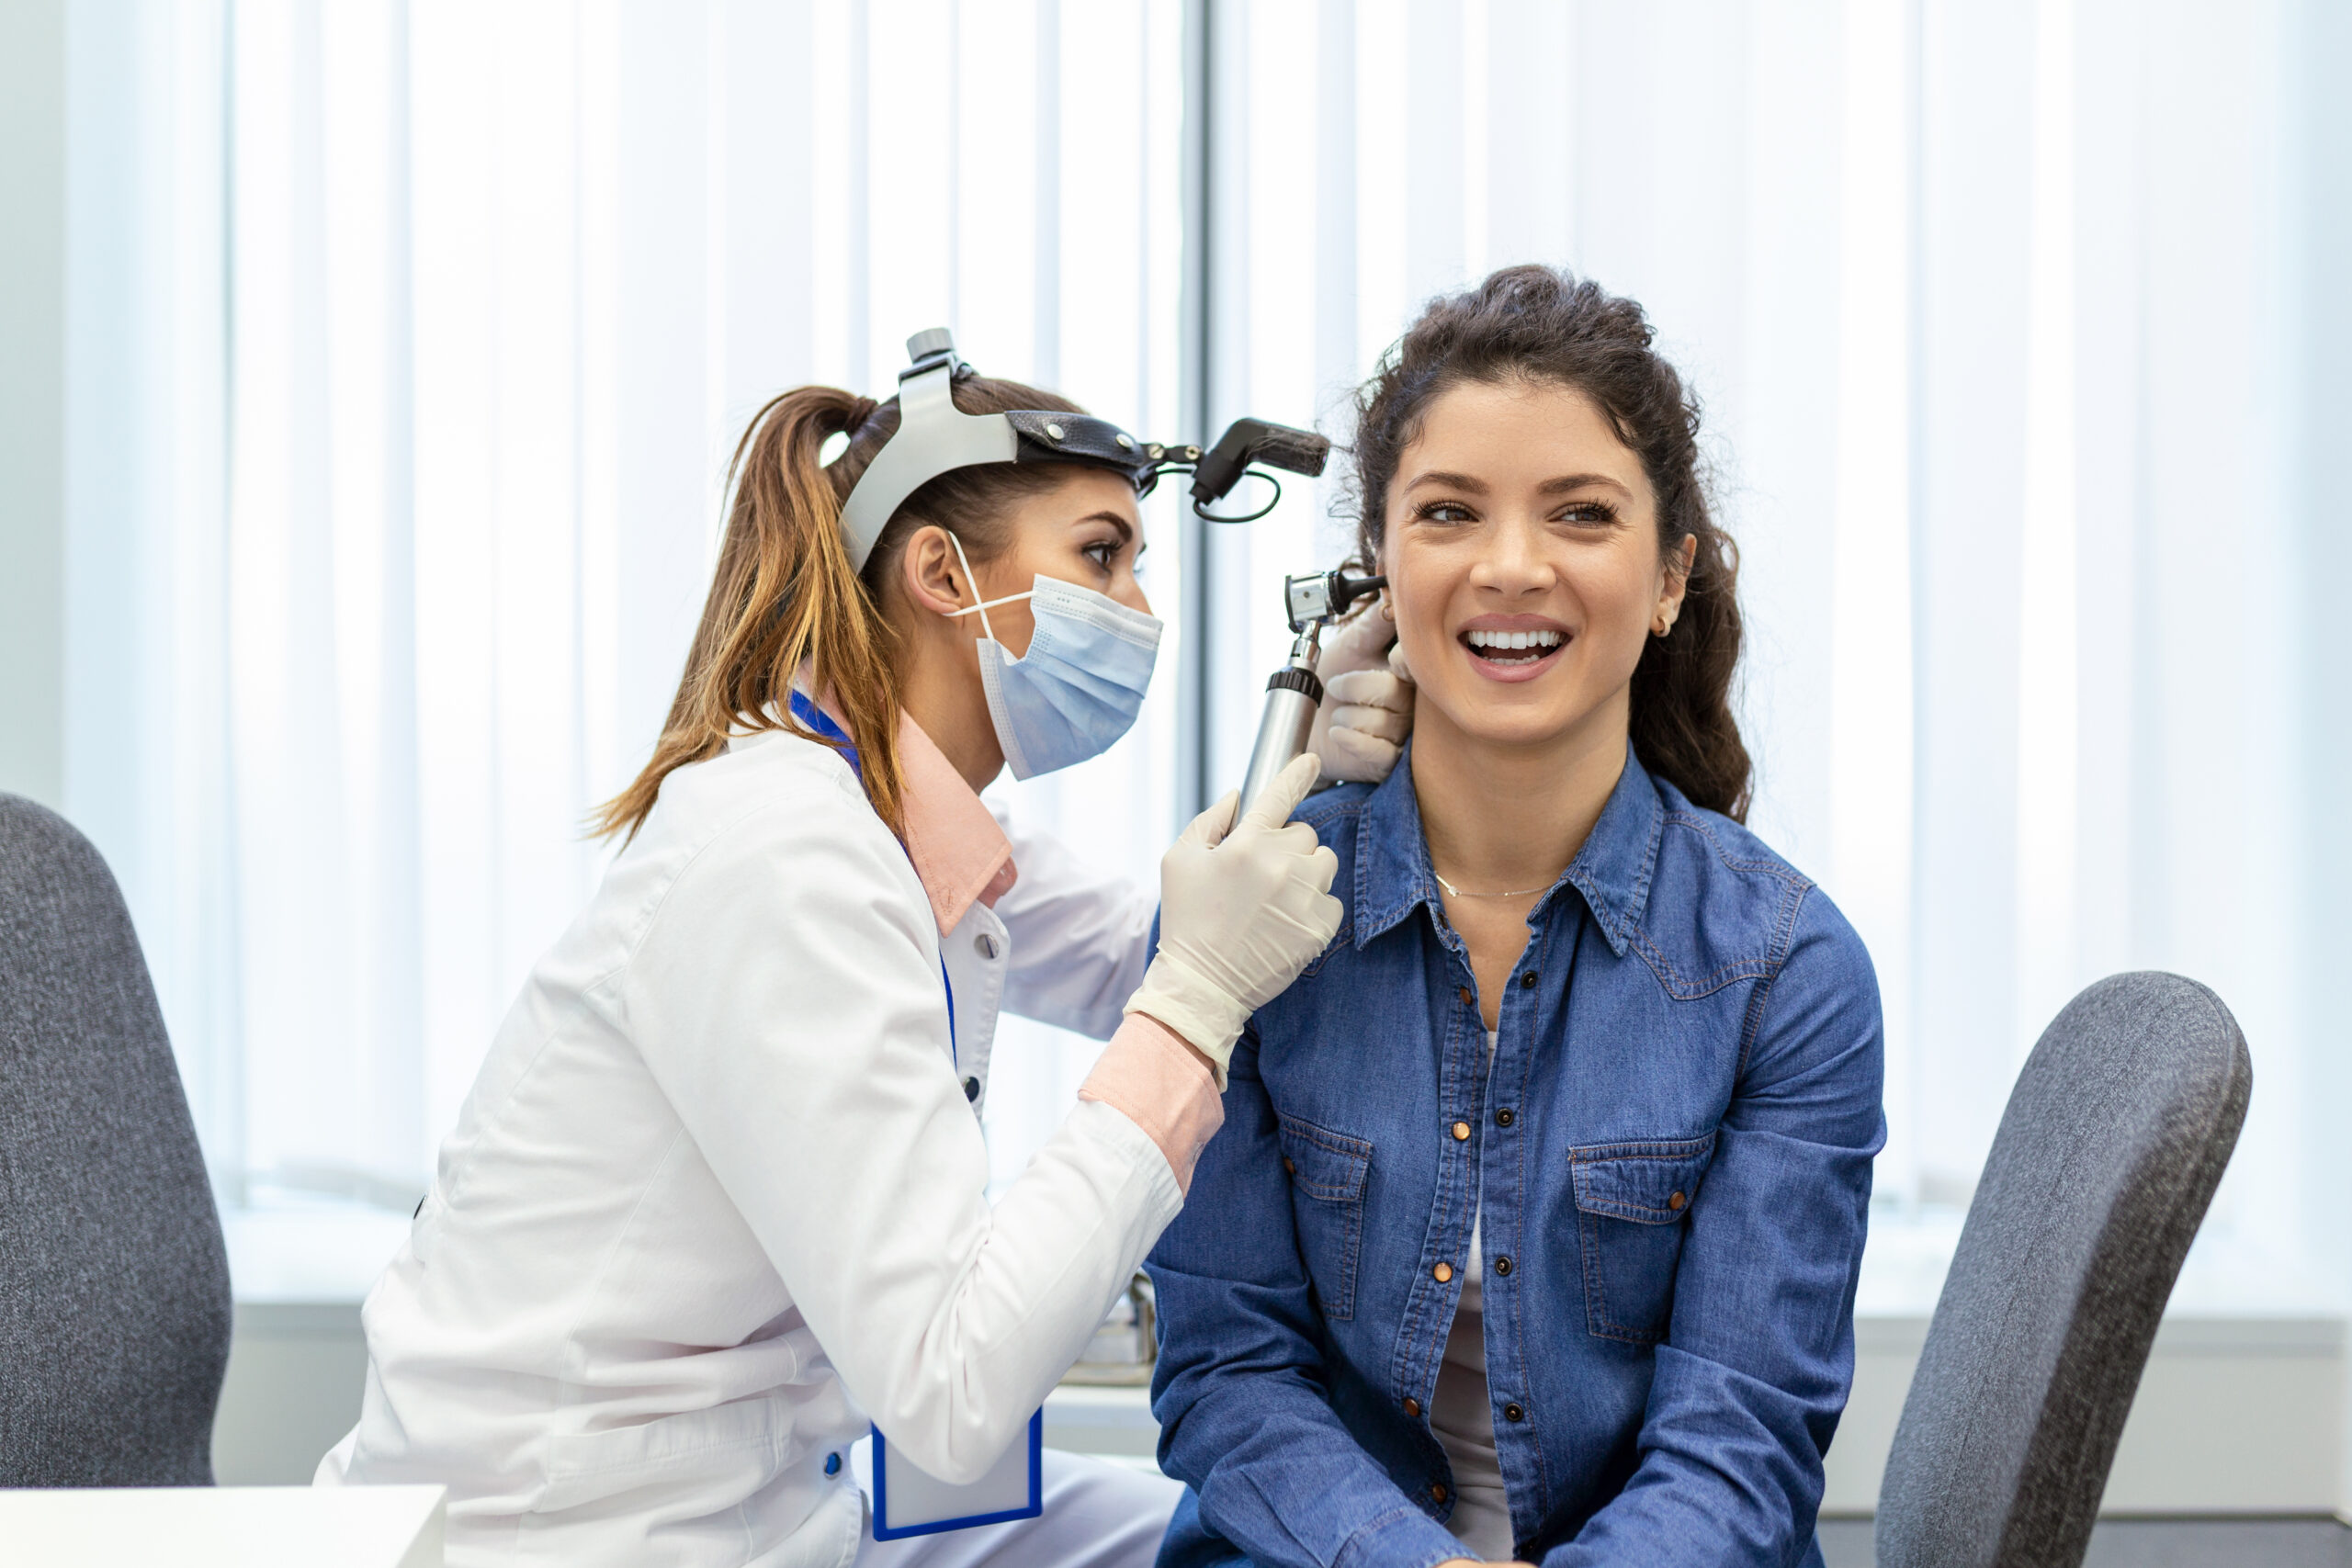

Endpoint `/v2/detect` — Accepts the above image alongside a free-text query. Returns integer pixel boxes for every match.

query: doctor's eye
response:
[1083,539,1123,570]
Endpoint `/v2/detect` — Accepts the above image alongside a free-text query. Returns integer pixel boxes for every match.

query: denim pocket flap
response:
[1276,1115,1372,1203]
[1570,1134,1716,1224]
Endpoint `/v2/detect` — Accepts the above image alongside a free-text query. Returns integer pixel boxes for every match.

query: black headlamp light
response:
[838,329,1329,571]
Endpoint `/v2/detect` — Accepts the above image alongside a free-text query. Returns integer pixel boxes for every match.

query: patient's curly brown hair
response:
[1348,265,1751,819]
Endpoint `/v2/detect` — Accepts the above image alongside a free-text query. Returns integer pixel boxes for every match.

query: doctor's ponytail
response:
[594,373,1084,843]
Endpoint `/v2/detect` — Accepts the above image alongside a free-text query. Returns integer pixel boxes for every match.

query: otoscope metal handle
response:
[1233,565,1382,820]
[1238,653,1324,819]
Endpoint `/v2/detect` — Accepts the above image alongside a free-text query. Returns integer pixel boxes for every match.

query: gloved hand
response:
[1126,752,1343,1087]
[1306,603,1414,785]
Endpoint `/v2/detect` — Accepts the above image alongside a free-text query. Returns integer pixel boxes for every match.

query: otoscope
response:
[1172,422,1390,817]
[1236,567,1387,816]
[1159,420,1383,816]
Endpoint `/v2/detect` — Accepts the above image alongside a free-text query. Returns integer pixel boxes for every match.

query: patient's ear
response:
[1656,533,1697,623]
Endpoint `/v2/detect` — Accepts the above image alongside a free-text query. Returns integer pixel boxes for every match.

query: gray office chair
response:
[0,794,232,1484]
[1874,972,2251,1568]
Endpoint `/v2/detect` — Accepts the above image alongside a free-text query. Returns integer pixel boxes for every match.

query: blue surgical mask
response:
[944,534,1162,780]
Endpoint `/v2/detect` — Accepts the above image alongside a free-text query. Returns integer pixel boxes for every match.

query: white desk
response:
[0,1484,445,1567]
[1042,1382,1158,1460]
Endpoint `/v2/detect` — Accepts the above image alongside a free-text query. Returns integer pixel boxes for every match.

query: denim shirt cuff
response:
[1328,1503,1471,1568]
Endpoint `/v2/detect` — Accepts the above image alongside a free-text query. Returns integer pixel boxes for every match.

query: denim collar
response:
[1351,739,1663,959]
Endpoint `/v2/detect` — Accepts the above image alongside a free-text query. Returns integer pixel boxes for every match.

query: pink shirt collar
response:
[782,685,1016,935]
[890,713,1018,936]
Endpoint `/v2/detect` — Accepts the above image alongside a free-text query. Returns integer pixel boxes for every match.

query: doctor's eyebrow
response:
[1079,512,1141,557]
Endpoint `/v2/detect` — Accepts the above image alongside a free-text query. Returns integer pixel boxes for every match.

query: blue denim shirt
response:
[1148,745,1883,1568]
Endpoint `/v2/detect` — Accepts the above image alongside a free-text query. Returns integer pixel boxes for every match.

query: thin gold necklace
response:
[1431,867,1551,900]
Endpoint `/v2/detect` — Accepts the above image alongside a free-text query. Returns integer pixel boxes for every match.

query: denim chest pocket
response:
[1277,1114,1372,1323]
[1569,1133,1716,1345]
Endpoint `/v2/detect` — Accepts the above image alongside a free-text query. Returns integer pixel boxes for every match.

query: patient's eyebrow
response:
[1537,472,1636,498]
[1403,468,1637,498]
[1403,469,1490,494]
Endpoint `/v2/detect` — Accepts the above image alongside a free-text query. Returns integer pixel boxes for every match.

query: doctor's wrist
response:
[1132,1013,1218,1079]
[1079,1012,1227,1192]
[1125,953,1249,1086]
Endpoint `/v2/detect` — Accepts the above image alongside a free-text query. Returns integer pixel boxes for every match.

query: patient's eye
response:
[1556,500,1620,526]
[1412,499,1478,525]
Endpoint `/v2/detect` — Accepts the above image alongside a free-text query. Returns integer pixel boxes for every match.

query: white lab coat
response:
[318,727,1182,1567]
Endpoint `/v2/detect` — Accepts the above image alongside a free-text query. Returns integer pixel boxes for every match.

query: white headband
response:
[835,332,1018,572]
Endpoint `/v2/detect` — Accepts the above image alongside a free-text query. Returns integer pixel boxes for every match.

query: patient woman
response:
[1147,266,1883,1568]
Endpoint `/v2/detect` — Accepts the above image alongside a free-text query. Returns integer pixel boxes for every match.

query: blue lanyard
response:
[786,694,957,1064]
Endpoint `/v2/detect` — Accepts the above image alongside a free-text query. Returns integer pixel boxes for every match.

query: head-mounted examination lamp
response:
[837,329,1330,572]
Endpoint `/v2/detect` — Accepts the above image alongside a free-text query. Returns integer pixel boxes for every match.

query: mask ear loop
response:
[938,530,1034,644]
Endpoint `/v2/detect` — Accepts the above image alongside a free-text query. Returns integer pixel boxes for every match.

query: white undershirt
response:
[1430,1030,1512,1561]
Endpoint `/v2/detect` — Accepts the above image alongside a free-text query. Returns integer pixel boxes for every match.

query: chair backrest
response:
[0,795,232,1485]
[1874,972,2250,1568]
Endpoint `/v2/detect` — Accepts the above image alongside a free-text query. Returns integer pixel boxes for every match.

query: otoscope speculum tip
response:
[1283,569,1389,634]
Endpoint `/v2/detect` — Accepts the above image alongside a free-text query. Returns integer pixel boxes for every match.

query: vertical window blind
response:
[60,0,2347,1310]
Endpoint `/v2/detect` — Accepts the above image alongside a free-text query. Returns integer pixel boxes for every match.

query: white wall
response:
[212,1301,2350,1517]
[213,1207,2350,1512]
[0,0,66,811]
[1823,1314,2350,1517]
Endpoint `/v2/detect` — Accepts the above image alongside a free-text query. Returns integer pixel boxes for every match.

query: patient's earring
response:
[1652,615,1672,637]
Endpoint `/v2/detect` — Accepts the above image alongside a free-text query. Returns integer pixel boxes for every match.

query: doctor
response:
[318,332,1411,1568]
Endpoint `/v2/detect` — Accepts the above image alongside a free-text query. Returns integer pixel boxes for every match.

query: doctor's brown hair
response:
[594,374,1085,842]
[1349,265,1753,820]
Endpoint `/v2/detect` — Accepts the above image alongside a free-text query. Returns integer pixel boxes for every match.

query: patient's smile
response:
[1459,616,1571,681]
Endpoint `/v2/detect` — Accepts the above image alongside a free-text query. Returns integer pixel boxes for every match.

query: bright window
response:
[62,0,2347,1313]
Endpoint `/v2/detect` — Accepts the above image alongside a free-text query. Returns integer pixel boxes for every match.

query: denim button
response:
[1455,986,1474,1008]
[1430,1482,1449,1505]
[1450,1121,1471,1142]
[1432,1262,1453,1284]
[1503,1402,1525,1423]
[824,1452,841,1475]
[1493,1255,1513,1277]
[1520,971,1538,988]
[1495,1108,1515,1127]
[1402,1396,1421,1417]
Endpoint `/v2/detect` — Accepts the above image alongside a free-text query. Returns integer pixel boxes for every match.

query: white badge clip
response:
[869,1410,1044,1540]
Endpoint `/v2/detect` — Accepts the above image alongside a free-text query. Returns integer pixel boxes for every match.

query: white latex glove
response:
[1306,604,1414,785]
[1125,752,1343,1087]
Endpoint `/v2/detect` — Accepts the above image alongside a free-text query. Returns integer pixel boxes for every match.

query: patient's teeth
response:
[1464,626,1566,653]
